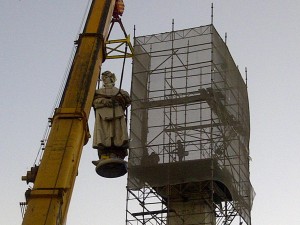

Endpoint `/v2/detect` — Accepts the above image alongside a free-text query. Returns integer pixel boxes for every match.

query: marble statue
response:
[93,71,131,162]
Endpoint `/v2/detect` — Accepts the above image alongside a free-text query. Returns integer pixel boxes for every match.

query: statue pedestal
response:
[94,158,127,178]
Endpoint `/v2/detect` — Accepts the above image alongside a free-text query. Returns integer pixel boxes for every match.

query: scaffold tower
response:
[127,24,254,225]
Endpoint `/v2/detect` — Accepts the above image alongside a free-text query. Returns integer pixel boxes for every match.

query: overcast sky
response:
[1,1,300,225]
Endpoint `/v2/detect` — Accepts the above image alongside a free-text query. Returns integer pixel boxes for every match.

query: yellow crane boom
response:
[21,1,117,224]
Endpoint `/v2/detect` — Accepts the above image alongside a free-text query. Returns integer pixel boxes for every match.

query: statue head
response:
[101,71,116,87]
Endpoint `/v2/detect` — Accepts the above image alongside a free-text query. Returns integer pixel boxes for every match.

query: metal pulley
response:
[113,0,125,18]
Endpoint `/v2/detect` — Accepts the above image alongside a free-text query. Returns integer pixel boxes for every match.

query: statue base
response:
[94,158,127,178]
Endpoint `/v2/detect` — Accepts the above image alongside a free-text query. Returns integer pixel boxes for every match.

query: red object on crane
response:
[113,0,125,18]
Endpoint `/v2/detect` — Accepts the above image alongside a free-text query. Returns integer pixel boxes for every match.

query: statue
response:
[92,71,131,178]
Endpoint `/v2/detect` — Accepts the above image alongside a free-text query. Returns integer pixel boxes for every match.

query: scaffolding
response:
[127,24,254,225]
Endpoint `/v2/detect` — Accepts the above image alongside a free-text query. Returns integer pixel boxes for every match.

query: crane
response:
[20,1,128,224]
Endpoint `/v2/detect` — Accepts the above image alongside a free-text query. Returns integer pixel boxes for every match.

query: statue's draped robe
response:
[93,86,131,149]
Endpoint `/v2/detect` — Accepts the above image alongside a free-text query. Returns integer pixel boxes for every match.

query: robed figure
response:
[92,71,131,178]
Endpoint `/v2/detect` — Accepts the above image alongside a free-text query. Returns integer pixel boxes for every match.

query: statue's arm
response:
[119,90,131,107]
[93,95,112,108]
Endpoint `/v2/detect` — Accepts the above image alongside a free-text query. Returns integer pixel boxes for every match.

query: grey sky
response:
[1,1,300,224]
